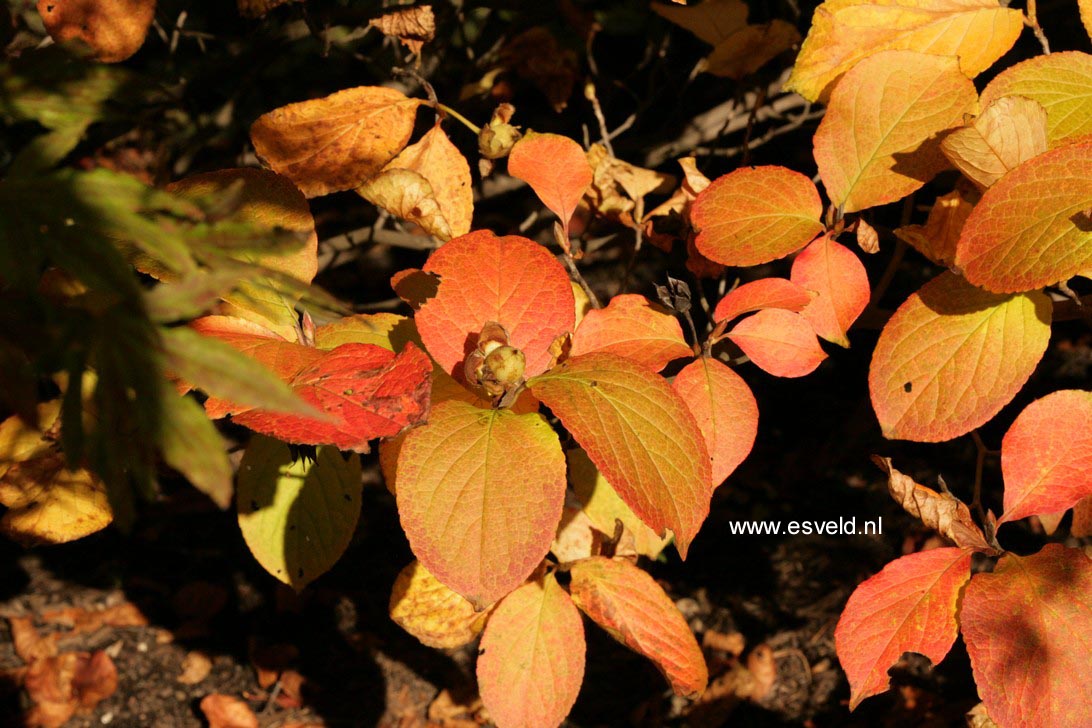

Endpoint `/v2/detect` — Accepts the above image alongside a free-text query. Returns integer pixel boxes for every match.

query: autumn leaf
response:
[313,313,418,353]
[726,309,828,378]
[389,561,489,649]
[584,144,674,227]
[167,168,318,339]
[955,140,1092,294]
[250,86,424,197]
[894,182,978,267]
[369,6,436,55]
[645,157,711,221]
[940,96,1049,191]
[673,357,758,487]
[507,133,593,234]
[0,453,111,547]
[703,21,801,80]
[691,166,823,267]
[651,0,749,46]
[357,125,473,241]
[814,51,977,214]
[960,544,1092,727]
[37,0,156,63]
[237,436,362,591]
[868,272,1051,442]
[0,400,60,479]
[979,51,1092,146]
[529,353,712,558]
[394,399,566,608]
[873,457,992,551]
[1082,0,1092,43]
[200,694,259,728]
[570,294,691,372]
[836,547,972,710]
[712,278,813,323]
[999,390,1092,525]
[415,230,575,379]
[25,651,118,728]
[476,574,585,728]
[569,557,708,698]
[784,0,1022,102]
[790,234,870,347]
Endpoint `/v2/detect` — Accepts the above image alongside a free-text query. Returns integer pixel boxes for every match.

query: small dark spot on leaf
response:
[343,493,351,502]
[288,524,296,531]
[46,4,54,12]
[903,382,913,393]
[250,500,258,510]
[478,647,486,655]
[590,380,598,387]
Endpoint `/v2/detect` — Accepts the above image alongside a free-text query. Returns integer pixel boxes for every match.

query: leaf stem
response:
[436,103,481,135]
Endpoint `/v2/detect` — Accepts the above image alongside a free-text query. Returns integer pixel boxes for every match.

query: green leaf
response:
[158,393,233,509]
[237,436,362,590]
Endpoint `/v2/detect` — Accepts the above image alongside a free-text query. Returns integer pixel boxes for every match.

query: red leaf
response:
[507,133,593,231]
[476,574,585,728]
[673,357,758,486]
[569,557,708,698]
[726,309,827,378]
[192,317,432,451]
[571,294,692,372]
[790,234,870,347]
[1000,390,1092,524]
[415,230,575,379]
[691,165,824,266]
[961,544,1092,727]
[712,278,813,323]
[835,547,972,710]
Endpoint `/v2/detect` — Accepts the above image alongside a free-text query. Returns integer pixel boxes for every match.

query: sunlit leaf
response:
[237,436,362,590]
[814,51,977,214]
[691,166,823,267]
[389,560,489,649]
[368,5,436,54]
[507,133,593,232]
[37,0,156,63]
[0,454,111,546]
[726,309,828,378]
[894,183,978,267]
[395,399,566,608]
[961,544,1092,727]
[569,557,707,698]
[999,390,1092,524]
[869,273,1050,442]
[250,86,424,197]
[673,357,758,487]
[940,96,1049,191]
[712,278,813,323]
[790,234,870,347]
[785,0,1022,102]
[415,230,575,379]
[836,547,972,710]
[1082,0,1092,43]
[570,294,691,372]
[0,402,61,479]
[477,574,585,728]
[955,140,1092,293]
[979,51,1092,146]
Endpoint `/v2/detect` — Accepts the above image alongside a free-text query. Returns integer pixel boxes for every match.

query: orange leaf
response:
[940,96,1049,191]
[726,309,828,378]
[784,0,1022,102]
[570,294,691,372]
[868,272,1051,442]
[569,557,708,698]
[529,353,712,558]
[200,694,259,728]
[835,547,972,710]
[37,0,155,63]
[507,133,593,232]
[999,390,1092,524]
[673,357,758,486]
[712,278,813,323]
[389,561,489,649]
[790,234,870,347]
[979,51,1092,146]
[250,86,424,198]
[814,51,977,214]
[192,316,432,451]
[476,574,585,728]
[394,399,566,607]
[894,183,978,267]
[25,650,118,728]
[691,166,823,266]
[960,544,1092,727]
[415,230,575,379]
[357,125,473,241]
[955,140,1092,293]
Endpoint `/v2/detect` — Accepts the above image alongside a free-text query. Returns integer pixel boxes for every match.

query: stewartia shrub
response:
[2,0,1091,726]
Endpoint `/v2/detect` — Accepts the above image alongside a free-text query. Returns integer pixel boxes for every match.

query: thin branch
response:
[1024,0,1052,55]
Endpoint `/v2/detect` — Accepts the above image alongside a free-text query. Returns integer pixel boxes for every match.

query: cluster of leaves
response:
[2,0,1092,726]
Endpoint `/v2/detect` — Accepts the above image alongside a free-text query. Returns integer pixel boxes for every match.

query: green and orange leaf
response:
[726,309,828,378]
[979,51,1092,146]
[570,294,691,372]
[790,234,870,347]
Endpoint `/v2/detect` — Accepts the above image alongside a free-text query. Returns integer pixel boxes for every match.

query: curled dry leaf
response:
[200,693,259,728]
[894,182,978,267]
[584,144,674,227]
[940,96,1049,191]
[37,0,156,63]
[25,651,118,728]
[855,218,880,254]
[250,86,424,198]
[873,457,992,551]
[389,560,490,649]
[369,5,436,55]
[645,156,711,222]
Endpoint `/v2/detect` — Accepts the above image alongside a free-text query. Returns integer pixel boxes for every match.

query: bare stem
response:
[436,103,481,135]
[1025,0,1052,55]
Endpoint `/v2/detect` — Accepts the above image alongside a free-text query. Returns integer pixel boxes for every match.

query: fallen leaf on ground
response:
[200,694,259,728]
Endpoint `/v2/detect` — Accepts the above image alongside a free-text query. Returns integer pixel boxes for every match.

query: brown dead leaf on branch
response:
[584,144,674,229]
[37,0,155,63]
[369,6,436,56]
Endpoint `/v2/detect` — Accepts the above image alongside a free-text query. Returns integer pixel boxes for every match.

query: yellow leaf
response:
[0,454,111,546]
[389,561,490,649]
[357,125,473,241]
[941,96,1049,190]
[652,0,750,46]
[0,401,61,479]
[313,313,418,352]
[980,51,1092,146]
[703,21,801,80]
[250,86,424,198]
[814,51,976,214]
[785,0,1023,102]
